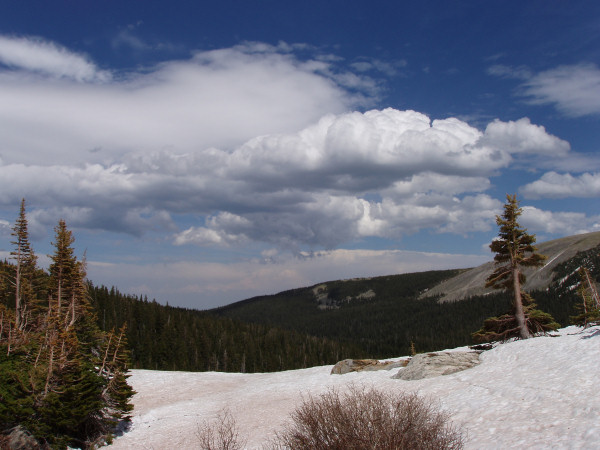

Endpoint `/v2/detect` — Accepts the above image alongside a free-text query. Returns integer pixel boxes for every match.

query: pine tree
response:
[9,198,38,332]
[473,194,559,342]
[48,219,78,320]
[570,267,600,327]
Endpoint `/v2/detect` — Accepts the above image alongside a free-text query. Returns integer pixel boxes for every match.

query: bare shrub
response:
[196,409,247,450]
[271,385,464,450]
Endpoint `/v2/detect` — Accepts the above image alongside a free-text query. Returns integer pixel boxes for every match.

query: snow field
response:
[109,326,600,449]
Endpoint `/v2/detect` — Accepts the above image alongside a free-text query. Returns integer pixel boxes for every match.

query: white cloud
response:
[174,213,251,246]
[0,35,110,82]
[522,206,600,236]
[522,64,600,117]
[481,118,570,156]
[0,35,584,251]
[0,37,360,166]
[520,172,600,199]
[0,105,572,247]
[489,63,600,117]
[0,219,10,237]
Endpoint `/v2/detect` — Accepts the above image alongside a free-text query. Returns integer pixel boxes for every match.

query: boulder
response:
[393,351,481,381]
[331,358,407,375]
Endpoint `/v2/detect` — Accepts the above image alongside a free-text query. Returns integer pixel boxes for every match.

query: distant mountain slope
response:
[213,232,600,358]
[212,269,523,357]
[422,231,600,302]
[212,269,488,357]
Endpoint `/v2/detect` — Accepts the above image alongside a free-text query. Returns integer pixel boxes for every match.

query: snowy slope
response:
[109,326,600,449]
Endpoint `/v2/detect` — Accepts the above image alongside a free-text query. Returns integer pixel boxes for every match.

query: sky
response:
[0,1,599,309]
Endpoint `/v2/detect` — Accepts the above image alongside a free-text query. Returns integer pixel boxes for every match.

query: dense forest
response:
[0,264,364,374]
[88,284,363,372]
[213,249,598,358]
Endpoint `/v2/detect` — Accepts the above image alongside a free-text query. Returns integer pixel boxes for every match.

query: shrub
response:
[196,409,246,450]
[271,386,463,450]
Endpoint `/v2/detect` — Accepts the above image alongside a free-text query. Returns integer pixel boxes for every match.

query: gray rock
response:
[393,351,480,380]
[4,426,41,450]
[331,358,407,375]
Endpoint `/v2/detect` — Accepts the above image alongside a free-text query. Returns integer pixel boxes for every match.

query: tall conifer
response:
[473,194,559,342]
[9,198,37,331]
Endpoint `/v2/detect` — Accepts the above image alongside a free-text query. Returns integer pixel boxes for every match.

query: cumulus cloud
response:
[520,172,600,199]
[522,206,600,236]
[481,118,570,156]
[489,63,600,117]
[0,103,574,248]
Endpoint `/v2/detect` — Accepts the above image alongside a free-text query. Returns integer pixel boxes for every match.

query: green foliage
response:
[570,268,600,327]
[0,212,134,448]
[472,300,560,343]
[213,271,515,358]
[486,194,546,291]
[0,349,36,429]
[89,284,361,373]
[478,194,555,340]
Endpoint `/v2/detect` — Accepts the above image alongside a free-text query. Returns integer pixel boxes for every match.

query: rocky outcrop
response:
[1,426,41,450]
[331,358,408,375]
[314,283,377,310]
[393,351,481,380]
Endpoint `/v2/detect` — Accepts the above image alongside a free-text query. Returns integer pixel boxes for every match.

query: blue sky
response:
[0,1,599,308]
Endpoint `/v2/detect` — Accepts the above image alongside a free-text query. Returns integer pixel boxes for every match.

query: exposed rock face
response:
[314,283,377,310]
[393,351,481,381]
[331,358,407,375]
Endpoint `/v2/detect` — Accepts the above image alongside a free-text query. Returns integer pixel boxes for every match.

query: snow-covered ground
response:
[109,326,600,449]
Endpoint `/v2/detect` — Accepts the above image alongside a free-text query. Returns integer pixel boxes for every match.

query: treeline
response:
[89,284,364,373]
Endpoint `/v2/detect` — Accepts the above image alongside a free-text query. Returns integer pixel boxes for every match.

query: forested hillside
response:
[212,270,511,356]
[213,248,598,357]
[88,284,363,372]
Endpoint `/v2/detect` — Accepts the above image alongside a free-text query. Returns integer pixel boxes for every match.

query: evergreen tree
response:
[9,198,38,332]
[1,213,134,448]
[570,267,600,327]
[473,194,559,342]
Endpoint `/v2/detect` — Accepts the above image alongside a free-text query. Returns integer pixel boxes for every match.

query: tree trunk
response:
[15,251,21,331]
[512,267,531,339]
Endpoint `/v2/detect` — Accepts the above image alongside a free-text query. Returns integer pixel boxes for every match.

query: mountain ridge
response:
[421,231,600,302]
